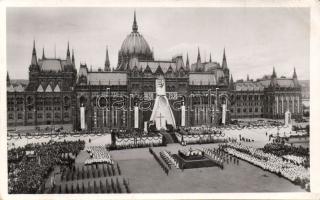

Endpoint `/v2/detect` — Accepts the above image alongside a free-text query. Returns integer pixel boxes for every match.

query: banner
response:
[156,78,166,96]
[80,106,85,130]
[134,106,139,128]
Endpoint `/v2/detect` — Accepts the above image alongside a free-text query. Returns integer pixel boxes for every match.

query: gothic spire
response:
[132,10,138,33]
[197,47,201,63]
[271,66,277,78]
[270,67,278,87]
[186,53,190,71]
[292,67,299,87]
[72,49,75,64]
[246,74,250,81]
[42,47,45,59]
[105,45,110,71]
[7,71,10,86]
[293,67,297,79]
[229,74,234,89]
[209,53,212,63]
[222,48,228,69]
[66,41,71,61]
[31,40,38,65]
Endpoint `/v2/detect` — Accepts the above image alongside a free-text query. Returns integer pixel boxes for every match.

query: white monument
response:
[144,121,148,133]
[222,104,226,124]
[134,105,139,128]
[150,77,176,130]
[181,102,186,127]
[80,104,86,130]
[285,109,292,126]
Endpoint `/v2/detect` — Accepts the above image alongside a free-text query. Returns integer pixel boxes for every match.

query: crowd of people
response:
[221,142,310,191]
[262,143,309,168]
[52,177,130,194]
[85,146,113,165]
[8,140,85,194]
[175,132,232,146]
[149,148,170,175]
[160,150,179,169]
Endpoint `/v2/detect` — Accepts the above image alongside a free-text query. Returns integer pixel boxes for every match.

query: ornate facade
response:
[7,12,303,130]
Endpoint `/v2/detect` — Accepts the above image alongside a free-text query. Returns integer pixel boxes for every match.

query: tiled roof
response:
[87,72,127,85]
[39,59,62,71]
[189,73,216,85]
[235,78,298,91]
[277,79,295,87]
[235,81,265,91]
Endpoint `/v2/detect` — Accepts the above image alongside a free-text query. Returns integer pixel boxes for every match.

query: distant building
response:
[6,12,303,130]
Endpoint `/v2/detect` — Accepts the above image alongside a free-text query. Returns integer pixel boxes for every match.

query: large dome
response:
[120,32,152,56]
[117,11,154,70]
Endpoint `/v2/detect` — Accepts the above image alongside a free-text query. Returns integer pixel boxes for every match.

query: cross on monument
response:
[156,113,165,126]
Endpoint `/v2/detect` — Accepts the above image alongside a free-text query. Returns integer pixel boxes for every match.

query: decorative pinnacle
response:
[132,10,138,32]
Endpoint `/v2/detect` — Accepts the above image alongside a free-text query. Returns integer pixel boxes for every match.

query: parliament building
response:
[6,12,303,131]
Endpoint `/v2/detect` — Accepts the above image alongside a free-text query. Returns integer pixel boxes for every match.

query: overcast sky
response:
[6,7,309,80]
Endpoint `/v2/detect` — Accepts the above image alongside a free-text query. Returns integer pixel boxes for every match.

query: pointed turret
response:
[186,53,190,71]
[197,47,201,63]
[246,74,250,81]
[292,67,299,87]
[72,49,75,64]
[31,40,38,66]
[229,74,234,90]
[271,66,277,78]
[42,47,45,59]
[66,41,71,62]
[221,48,228,69]
[132,10,138,33]
[104,46,111,71]
[7,71,10,86]
[293,67,297,79]
[270,67,278,87]
[209,53,212,63]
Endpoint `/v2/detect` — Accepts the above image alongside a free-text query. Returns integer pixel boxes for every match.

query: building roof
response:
[235,81,265,91]
[235,78,299,91]
[38,58,72,72]
[189,73,216,85]
[87,72,127,85]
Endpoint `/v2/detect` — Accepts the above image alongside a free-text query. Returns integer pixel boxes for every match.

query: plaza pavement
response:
[108,143,305,192]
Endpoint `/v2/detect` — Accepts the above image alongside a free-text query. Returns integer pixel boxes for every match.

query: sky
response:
[6,7,310,80]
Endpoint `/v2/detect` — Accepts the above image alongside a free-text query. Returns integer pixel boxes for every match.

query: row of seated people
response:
[202,147,225,165]
[85,146,113,165]
[60,163,119,181]
[149,148,169,175]
[48,177,129,194]
[159,151,179,169]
